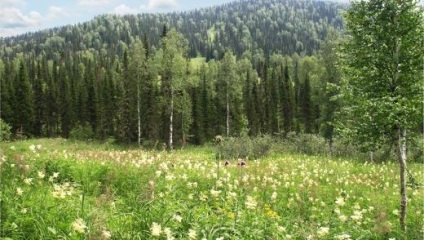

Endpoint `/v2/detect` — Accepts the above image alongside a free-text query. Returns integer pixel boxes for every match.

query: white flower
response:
[101,229,111,239]
[335,197,345,206]
[188,229,197,239]
[71,218,87,234]
[216,180,223,187]
[53,172,60,178]
[317,226,330,237]
[338,214,348,222]
[21,208,27,214]
[335,233,351,240]
[351,210,363,221]
[210,189,221,198]
[271,191,277,202]
[29,144,36,152]
[173,214,182,223]
[245,196,257,210]
[164,227,174,240]
[37,171,45,179]
[151,222,162,236]
[277,226,286,232]
[392,209,399,216]
[24,178,33,185]
[16,187,23,196]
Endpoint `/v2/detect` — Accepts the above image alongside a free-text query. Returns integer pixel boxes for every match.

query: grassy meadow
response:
[0,139,423,239]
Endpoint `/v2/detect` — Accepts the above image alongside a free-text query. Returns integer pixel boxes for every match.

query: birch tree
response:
[160,29,189,150]
[217,51,241,137]
[340,0,423,231]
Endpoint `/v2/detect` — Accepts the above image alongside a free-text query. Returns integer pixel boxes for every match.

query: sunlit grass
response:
[1,139,423,239]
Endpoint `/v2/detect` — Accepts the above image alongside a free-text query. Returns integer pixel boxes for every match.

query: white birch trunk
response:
[137,79,141,147]
[226,90,229,137]
[329,137,334,156]
[169,87,174,150]
[398,128,407,231]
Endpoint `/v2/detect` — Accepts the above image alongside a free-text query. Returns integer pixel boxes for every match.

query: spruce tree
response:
[33,61,44,137]
[14,61,35,136]
[281,65,294,134]
[301,74,312,133]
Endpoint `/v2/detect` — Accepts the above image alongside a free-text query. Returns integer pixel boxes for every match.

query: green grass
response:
[1,139,423,239]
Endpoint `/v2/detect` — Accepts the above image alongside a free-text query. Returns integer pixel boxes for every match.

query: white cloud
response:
[140,0,179,10]
[78,0,113,7]
[0,8,42,28]
[0,0,26,7]
[47,6,68,19]
[112,4,137,15]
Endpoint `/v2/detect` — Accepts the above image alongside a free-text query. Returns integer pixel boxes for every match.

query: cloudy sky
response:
[0,0,235,37]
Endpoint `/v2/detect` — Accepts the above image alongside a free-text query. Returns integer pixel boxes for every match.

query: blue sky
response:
[0,0,235,37]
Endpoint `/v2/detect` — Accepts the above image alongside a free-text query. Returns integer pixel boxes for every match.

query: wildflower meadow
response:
[0,139,423,239]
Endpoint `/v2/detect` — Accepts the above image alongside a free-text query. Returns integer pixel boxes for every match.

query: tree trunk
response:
[226,90,230,137]
[398,128,407,231]
[169,87,174,150]
[137,80,141,147]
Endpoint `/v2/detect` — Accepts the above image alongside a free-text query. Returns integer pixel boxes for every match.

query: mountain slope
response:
[0,0,346,61]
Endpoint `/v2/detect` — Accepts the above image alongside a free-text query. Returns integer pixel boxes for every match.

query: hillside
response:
[0,0,346,61]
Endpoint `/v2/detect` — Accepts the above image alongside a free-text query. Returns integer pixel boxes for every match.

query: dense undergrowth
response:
[0,139,423,239]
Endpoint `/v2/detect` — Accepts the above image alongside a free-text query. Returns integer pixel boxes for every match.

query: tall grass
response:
[1,139,423,239]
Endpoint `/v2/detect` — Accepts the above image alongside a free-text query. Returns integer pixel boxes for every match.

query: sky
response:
[0,0,235,37]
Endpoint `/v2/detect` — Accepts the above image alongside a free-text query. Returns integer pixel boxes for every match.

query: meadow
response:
[0,139,423,239]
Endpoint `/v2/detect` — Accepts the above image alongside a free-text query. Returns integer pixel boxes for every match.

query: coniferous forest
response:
[0,0,347,148]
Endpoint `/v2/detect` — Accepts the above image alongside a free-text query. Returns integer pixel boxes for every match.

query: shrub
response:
[215,135,273,160]
[69,123,94,141]
[0,119,12,142]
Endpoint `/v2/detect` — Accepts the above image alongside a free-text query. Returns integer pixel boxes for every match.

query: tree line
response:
[0,27,341,149]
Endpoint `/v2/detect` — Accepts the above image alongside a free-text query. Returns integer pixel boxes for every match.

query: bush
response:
[0,119,12,142]
[215,135,273,160]
[69,123,94,141]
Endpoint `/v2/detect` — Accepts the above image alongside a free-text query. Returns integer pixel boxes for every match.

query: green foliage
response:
[0,118,12,141]
[339,0,424,151]
[69,123,94,141]
[215,135,273,160]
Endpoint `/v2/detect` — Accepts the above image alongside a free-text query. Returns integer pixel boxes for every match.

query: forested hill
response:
[1,0,345,60]
[0,0,348,147]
